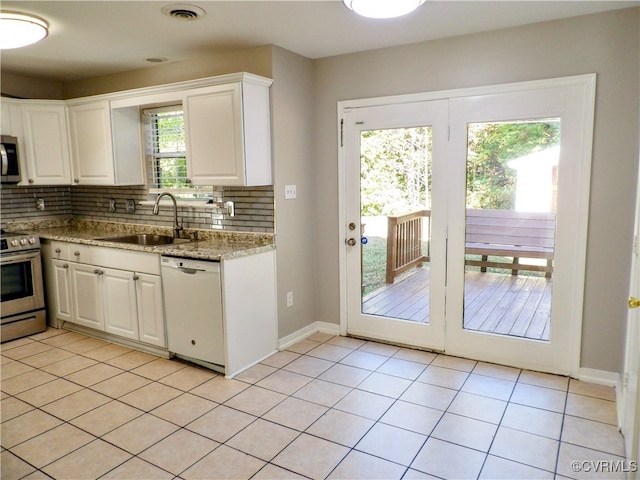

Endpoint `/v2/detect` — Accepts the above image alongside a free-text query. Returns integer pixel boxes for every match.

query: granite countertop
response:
[6,219,275,261]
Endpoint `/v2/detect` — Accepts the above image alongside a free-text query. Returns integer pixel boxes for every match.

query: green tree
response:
[360,127,432,216]
[466,121,560,209]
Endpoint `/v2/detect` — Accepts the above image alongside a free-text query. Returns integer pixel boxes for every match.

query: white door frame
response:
[620,154,640,476]
[338,74,596,378]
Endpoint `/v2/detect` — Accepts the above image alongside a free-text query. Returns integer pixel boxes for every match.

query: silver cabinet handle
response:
[63,263,69,269]
[132,275,139,281]
[93,269,104,275]
[74,251,80,256]
[55,248,61,253]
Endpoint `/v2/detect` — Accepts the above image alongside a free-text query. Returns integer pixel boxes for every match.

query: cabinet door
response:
[70,263,104,330]
[52,259,73,323]
[21,103,72,185]
[103,268,139,340]
[0,98,18,136]
[68,101,115,185]
[183,84,245,186]
[136,273,166,347]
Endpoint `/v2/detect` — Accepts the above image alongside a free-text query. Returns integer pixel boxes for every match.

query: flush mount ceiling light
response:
[0,12,48,49]
[343,0,426,19]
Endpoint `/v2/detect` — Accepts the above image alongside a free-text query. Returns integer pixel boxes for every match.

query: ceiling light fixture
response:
[0,12,48,49]
[342,0,426,19]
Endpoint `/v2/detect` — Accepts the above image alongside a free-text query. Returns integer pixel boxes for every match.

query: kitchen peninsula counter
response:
[6,219,275,261]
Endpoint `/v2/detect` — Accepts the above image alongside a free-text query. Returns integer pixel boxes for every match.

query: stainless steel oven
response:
[1,232,46,342]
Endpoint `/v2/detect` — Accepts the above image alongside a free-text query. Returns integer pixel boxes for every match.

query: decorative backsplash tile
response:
[0,186,73,227]
[1,184,275,232]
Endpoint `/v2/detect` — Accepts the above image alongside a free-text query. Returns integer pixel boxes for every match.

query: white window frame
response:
[143,104,213,200]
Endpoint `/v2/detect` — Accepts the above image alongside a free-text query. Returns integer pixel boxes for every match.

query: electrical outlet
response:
[36,198,45,211]
[109,198,116,212]
[286,291,294,307]
[285,185,297,200]
[125,199,136,213]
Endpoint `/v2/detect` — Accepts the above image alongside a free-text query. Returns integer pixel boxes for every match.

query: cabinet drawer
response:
[68,244,92,263]
[51,241,91,263]
[90,246,160,275]
[51,241,70,261]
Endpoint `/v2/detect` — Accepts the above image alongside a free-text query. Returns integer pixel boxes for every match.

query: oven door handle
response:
[1,144,8,176]
[0,251,40,265]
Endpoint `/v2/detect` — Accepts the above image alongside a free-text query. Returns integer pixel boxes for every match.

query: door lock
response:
[348,223,356,231]
[346,238,356,246]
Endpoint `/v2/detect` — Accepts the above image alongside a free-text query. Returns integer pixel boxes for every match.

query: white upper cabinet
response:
[1,98,72,185]
[1,98,22,137]
[183,77,272,186]
[68,100,143,186]
[68,101,114,185]
[20,102,72,185]
[5,73,271,188]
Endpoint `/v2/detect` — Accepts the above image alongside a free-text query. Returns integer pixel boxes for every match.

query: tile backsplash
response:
[0,186,73,227]
[1,184,274,232]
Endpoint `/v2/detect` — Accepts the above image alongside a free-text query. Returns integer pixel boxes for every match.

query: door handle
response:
[628,297,640,309]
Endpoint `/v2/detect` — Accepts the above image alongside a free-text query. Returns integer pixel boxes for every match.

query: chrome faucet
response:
[152,193,183,238]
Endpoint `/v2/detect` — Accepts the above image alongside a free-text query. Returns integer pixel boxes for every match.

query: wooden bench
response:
[385,209,555,283]
[465,209,555,277]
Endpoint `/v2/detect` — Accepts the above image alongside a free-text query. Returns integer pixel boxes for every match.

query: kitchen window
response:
[143,105,212,199]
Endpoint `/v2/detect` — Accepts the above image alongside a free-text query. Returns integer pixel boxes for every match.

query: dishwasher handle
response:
[178,267,200,274]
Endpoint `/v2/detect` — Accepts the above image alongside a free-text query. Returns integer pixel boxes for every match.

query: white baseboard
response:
[278,321,340,350]
[578,367,620,387]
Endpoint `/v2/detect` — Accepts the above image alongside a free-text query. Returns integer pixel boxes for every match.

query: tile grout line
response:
[1,330,623,480]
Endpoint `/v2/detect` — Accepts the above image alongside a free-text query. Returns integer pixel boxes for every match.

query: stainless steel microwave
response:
[1,135,21,184]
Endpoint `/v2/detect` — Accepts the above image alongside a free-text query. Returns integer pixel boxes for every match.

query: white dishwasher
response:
[161,256,224,368]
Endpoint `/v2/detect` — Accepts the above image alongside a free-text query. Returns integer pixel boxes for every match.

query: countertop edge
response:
[34,230,275,261]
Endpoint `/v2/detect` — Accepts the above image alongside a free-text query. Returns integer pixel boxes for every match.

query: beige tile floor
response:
[0,328,626,479]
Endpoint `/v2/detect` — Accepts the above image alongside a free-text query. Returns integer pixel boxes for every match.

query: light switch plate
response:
[285,185,297,200]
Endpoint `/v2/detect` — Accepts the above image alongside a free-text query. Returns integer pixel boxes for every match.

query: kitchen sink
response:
[97,234,191,246]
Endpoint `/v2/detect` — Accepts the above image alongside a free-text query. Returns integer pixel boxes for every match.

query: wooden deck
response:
[362,267,551,341]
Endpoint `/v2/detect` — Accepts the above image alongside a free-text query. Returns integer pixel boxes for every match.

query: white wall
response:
[314,8,640,373]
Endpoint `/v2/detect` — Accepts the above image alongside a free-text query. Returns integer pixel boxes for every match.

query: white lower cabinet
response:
[46,241,165,348]
[70,263,105,331]
[135,273,165,347]
[102,267,138,340]
[51,259,73,323]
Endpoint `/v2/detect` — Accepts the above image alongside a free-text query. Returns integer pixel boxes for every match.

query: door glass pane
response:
[463,119,560,341]
[360,126,432,323]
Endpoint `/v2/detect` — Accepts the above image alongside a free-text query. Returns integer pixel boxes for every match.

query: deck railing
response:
[386,209,430,283]
[386,208,556,283]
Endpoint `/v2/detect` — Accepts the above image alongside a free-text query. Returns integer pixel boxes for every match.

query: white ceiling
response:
[1,0,637,82]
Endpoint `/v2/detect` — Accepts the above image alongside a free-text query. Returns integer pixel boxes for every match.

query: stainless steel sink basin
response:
[97,234,191,246]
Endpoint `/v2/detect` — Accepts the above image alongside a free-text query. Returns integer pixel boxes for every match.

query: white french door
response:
[340,75,596,375]
[342,100,448,350]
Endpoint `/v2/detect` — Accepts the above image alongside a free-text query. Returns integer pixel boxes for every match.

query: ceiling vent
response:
[161,4,206,21]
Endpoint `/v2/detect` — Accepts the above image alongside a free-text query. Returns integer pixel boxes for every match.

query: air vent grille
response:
[161,4,206,21]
